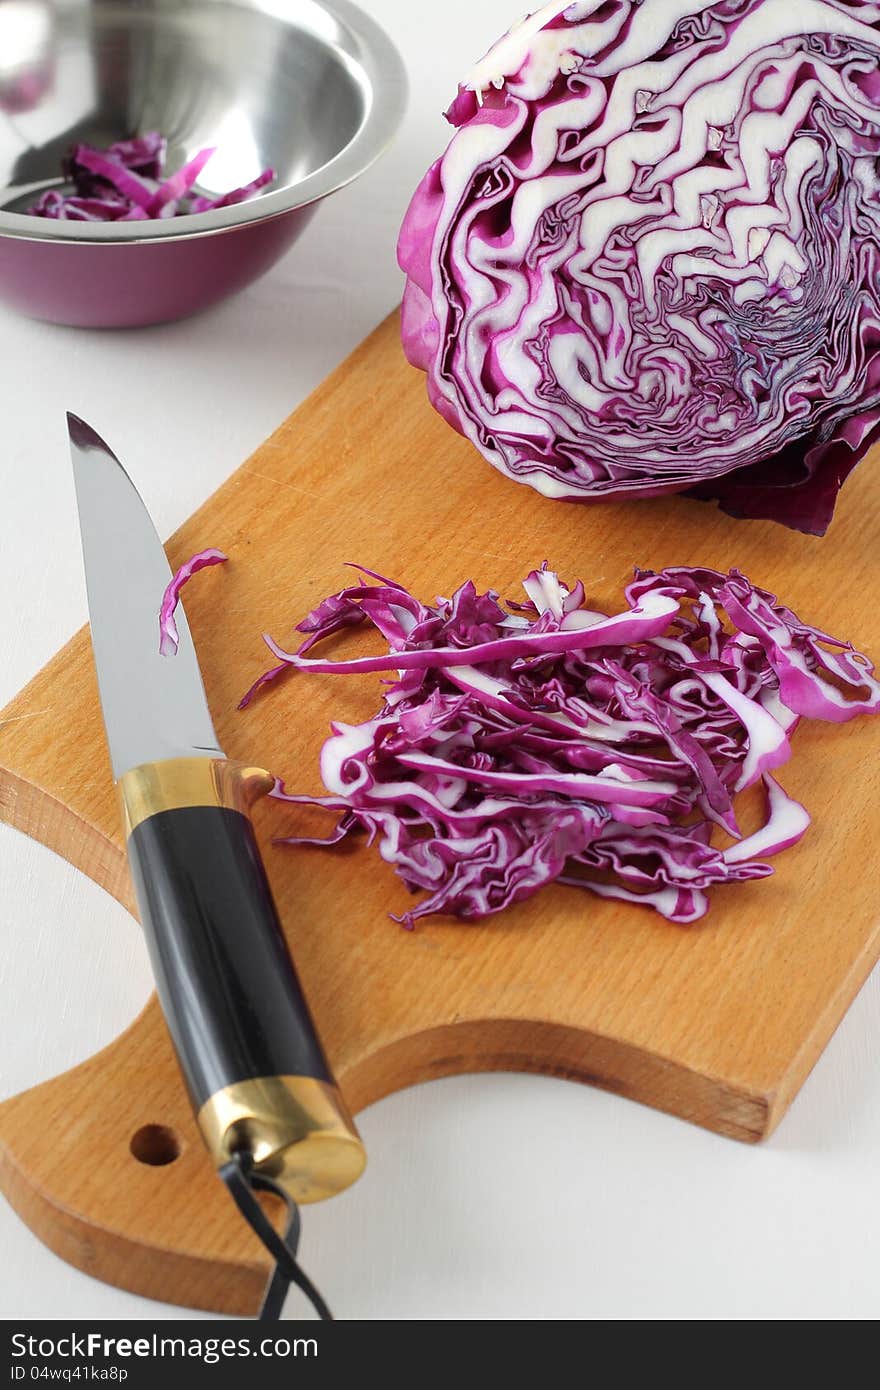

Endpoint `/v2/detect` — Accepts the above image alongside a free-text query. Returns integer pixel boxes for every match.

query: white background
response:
[1,0,879,1321]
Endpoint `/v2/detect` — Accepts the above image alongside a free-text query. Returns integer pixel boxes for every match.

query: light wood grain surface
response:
[0,307,878,1314]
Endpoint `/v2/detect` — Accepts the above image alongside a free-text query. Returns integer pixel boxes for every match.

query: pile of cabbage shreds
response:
[239,563,880,928]
[27,132,274,222]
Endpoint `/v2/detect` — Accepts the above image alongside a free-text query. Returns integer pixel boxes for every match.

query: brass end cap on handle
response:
[198,1076,367,1204]
[118,757,275,836]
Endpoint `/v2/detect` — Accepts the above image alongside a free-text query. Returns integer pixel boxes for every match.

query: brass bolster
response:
[118,757,275,836]
[198,1076,367,1204]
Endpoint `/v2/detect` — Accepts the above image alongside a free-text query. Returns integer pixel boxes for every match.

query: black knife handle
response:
[119,758,365,1205]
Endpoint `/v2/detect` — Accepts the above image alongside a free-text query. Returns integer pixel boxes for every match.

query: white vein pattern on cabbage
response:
[399,0,880,533]
[245,563,880,928]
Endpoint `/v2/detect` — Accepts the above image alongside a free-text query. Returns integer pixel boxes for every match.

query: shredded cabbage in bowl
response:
[28,133,274,222]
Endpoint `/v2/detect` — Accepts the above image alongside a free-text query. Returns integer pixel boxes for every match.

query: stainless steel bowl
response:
[0,0,406,326]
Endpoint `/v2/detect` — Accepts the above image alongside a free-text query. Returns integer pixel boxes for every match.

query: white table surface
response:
[1,0,879,1322]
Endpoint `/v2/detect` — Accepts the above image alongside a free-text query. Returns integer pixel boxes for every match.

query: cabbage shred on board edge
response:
[398,1,880,534]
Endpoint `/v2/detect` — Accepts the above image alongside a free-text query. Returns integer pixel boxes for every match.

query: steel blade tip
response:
[67,413,224,771]
[66,412,115,457]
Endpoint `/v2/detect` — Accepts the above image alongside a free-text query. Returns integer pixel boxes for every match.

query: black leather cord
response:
[220,1153,333,1322]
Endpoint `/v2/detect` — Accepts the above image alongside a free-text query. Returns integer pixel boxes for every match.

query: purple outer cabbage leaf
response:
[248,563,880,928]
[397,1,880,534]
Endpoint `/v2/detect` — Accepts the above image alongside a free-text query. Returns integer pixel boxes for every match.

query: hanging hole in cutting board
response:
[129,1124,182,1167]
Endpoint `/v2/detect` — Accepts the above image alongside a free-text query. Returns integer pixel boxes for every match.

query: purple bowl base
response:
[0,204,316,327]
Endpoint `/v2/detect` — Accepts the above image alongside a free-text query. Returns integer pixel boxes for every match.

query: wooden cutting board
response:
[1,310,879,1316]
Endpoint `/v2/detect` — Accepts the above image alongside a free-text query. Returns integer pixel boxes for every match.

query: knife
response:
[68,414,365,1302]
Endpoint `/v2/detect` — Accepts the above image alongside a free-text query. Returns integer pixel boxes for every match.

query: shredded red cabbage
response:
[244,564,879,928]
[398,1,880,534]
[159,549,228,658]
[27,133,275,222]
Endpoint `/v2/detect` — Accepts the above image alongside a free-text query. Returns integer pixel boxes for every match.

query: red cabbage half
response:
[244,564,880,927]
[398,1,880,534]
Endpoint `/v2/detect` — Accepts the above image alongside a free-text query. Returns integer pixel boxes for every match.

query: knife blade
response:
[69,413,224,776]
[68,413,365,1217]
